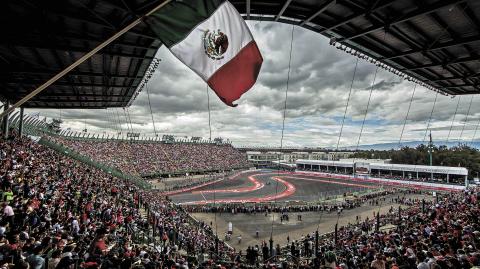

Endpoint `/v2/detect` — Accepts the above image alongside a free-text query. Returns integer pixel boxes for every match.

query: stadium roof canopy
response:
[1,0,479,109]
[0,0,162,108]
[234,0,480,96]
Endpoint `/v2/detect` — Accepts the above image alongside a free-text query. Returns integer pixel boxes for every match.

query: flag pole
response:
[0,0,172,119]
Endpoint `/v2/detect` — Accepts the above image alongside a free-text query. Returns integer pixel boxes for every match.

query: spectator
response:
[49,136,249,176]
[0,133,232,268]
[2,131,480,269]
[371,254,386,269]
[324,245,337,268]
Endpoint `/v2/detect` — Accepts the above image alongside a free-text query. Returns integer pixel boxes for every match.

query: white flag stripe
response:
[170,1,253,81]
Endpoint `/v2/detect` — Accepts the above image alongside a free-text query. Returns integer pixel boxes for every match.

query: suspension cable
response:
[110,108,119,134]
[122,108,132,134]
[422,91,439,144]
[458,95,474,142]
[370,4,469,234]
[343,31,387,238]
[446,96,461,144]
[105,109,114,135]
[382,83,417,224]
[115,108,124,136]
[335,58,359,151]
[355,66,379,151]
[112,108,121,134]
[106,109,113,134]
[83,110,87,134]
[270,24,295,240]
[126,108,134,134]
[388,83,417,189]
[145,83,158,137]
[471,117,480,146]
[325,56,360,240]
[114,108,122,135]
[354,30,386,151]
[372,78,411,237]
[398,84,417,147]
[102,108,110,139]
[206,85,212,141]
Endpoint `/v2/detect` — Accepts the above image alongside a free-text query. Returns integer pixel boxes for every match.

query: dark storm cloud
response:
[260,68,311,90]
[22,21,479,147]
[366,80,402,91]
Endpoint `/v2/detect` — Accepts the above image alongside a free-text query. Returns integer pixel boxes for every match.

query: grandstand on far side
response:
[47,135,250,178]
[297,159,469,187]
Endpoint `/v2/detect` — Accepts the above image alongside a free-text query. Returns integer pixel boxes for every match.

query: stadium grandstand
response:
[297,159,469,188]
[1,0,480,269]
[47,136,250,177]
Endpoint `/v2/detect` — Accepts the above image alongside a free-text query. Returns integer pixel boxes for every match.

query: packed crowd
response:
[48,137,250,176]
[265,188,480,269]
[2,132,480,268]
[183,189,419,215]
[180,185,480,269]
[140,193,234,263]
[0,133,234,269]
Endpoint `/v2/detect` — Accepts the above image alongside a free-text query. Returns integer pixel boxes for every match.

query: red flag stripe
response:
[207,41,263,106]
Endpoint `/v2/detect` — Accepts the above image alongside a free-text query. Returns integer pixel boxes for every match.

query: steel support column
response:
[2,101,10,138]
[19,107,24,136]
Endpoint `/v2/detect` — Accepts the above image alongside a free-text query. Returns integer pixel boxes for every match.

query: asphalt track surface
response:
[169,170,380,205]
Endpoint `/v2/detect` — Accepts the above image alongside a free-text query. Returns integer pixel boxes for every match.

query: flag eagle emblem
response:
[203,29,229,60]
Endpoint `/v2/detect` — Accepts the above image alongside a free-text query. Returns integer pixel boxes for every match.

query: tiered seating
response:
[2,133,479,269]
[0,134,229,268]
[50,137,249,176]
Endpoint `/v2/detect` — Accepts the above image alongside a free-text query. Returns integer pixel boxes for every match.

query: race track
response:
[169,170,380,205]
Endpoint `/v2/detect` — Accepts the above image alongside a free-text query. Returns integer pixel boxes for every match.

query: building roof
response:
[297,159,355,168]
[271,160,297,167]
[369,162,468,175]
[2,0,478,109]
[339,158,391,164]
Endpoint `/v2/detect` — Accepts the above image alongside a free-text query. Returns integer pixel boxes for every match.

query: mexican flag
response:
[146,0,263,106]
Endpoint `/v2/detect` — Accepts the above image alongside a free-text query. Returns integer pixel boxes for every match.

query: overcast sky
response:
[26,21,480,148]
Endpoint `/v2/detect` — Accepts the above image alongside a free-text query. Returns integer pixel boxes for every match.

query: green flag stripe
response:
[145,0,225,48]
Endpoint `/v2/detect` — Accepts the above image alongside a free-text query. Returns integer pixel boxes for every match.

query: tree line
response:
[351,144,480,179]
